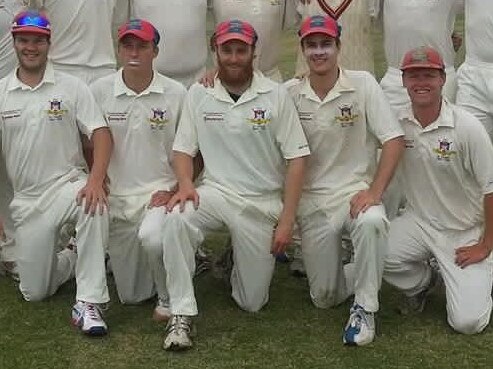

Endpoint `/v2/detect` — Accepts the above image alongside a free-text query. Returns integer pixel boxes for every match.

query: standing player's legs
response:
[0,165,17,277]
[52,64,115,85]
[456,62,493,141]
[344,204,388,313]
[108,197,155,304]
[298,195,350,309]
[228,195,281,313]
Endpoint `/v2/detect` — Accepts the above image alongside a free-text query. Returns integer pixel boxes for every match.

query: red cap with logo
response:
[299,15,340,40]
[213,19,258,46]
[118,19,160,45]
[400,46,445,71]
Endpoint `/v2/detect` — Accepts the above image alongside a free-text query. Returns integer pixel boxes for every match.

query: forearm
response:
[88,127,112,185]
[279,156,306,226]
[173,151,195,188]
[482,193,493,252]
[370,136,404,199]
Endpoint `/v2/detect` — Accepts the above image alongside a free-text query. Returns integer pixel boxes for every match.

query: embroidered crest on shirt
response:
[433,139,457,161]
[334,104,359,127]
[248,108,271,131]
[149,108,168,130]
[46,99,68,121]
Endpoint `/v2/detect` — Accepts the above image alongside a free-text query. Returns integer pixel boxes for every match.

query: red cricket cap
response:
[118,19,160,45]
[11,10,51,37]
[214,19,258,46]
[299,15,340,40]
[401,46,445,71]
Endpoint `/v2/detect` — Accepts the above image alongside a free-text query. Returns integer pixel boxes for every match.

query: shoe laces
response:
[84,303,102,321]
[167,315,191,334]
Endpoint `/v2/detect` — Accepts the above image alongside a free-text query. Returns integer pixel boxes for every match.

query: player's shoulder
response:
[89,72,116,92]
[284,77,303,94]
[154,72,187,95]
[342,69,379,86]
[450,102,487,135]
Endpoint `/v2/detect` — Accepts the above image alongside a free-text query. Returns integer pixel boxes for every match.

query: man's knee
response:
[356,208,387,231]
[448,309,490,335]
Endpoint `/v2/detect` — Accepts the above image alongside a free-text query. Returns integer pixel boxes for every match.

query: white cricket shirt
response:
[465,0,493,64]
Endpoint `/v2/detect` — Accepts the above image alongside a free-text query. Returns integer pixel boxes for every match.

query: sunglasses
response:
[13,12,50,31]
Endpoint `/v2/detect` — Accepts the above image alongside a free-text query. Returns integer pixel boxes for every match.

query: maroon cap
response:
[299,15,340,40]
[118,19,160,45]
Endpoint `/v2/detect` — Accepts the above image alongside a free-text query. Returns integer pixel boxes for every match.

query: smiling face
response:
[301,33,339,76]
[402,68,445,109]
[216,39,255,87]
[13,33,50,74]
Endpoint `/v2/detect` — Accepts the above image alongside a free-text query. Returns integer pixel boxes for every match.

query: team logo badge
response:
[334,104,359,127]
[317,0,353,20]
[248,108,271,131]
[149,108,168,130]
[46,98,68,121]
[432,138,457,161]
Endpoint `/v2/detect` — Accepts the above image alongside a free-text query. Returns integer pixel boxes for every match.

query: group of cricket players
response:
[1,0,493,352]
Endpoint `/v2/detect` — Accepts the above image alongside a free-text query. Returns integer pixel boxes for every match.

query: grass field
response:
[1,11,488,369]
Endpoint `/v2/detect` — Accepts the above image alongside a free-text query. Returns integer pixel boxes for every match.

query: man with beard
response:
[90,19,186,316]
[456,0,493,141]
[286,15,404,346]
[384,46,493,334]
[138,20,310,350]
[0,10,112,335]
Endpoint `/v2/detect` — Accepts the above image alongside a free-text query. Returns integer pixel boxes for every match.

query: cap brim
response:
[11,26,50,36]
[216,33,254,45]
[118,29,154,42]
[300,27,338,40]
[400,63,444,71]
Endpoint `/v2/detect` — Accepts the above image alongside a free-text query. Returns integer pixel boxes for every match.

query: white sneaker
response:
[153,297,172,322]
[72,301,108,336]
[163,315,193,351]
[343,303,375,346]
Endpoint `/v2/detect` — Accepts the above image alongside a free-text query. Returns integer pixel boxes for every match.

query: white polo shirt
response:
[398,99,493,231]
[90,69,186,196]
[0,62,107,198]
[131,0,208,87]
[465,0,493,64]
[286,70,403,198]
[212,0,298,80]
[382,0,463,70]
[41,0,118,69]
[173,71,310,196]
[0,0,23,78]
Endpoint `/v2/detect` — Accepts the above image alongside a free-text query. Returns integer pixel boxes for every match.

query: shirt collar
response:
[299,68,355,104]
[7,61,56,92]
[113,68,164,97]
[398,98,455,131]
[207,70,274,104]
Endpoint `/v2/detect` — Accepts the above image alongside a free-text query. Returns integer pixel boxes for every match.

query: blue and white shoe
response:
[72,301,108,336]
[343,303,375,346]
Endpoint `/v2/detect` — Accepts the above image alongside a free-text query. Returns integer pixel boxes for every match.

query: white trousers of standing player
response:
[11,177,109,303]
[456,59,493,142]
[0,160,16,264]
[384,213,493,334]
[52,64,115,85]
[108,193,156,304]
[139,183,281,316]
[297,193,389,312]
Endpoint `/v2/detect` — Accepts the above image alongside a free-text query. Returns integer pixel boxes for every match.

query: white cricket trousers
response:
[108,194,156,304]
[11,178,109,303]
[52,64,115,85]
[0,162,15,263]
[384,213,493,334]
[297,193,389,312]
[381,66,457,112]
[456,59,493,142]
[139,184,282,316]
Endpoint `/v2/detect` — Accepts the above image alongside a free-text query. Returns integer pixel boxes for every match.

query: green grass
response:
[1,12,484,369]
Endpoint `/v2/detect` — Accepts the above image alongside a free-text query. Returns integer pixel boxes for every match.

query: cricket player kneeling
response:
[384,46,493,335]
[139,19,310,351]
[286,15,405,347]
[0,10,111,336]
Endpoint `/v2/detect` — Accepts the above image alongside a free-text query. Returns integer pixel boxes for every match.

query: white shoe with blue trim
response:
[343,303,375,346]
